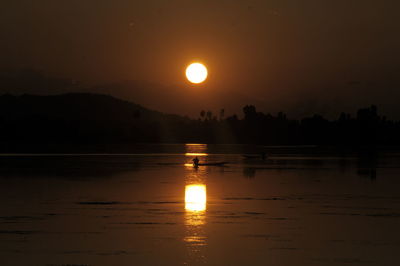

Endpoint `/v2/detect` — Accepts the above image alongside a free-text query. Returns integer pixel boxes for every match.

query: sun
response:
[186,63,208,84]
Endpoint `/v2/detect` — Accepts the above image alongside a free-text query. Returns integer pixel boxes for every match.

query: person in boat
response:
[192,156,199,167]
[261,152,267,160]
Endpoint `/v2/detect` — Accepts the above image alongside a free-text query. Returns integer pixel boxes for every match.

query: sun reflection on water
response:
[183,149,208,264]
[185,152,208,156]
[184,183,207,264]
[185,185,206,212]
[185,144,208,157]
[185,143,208,167]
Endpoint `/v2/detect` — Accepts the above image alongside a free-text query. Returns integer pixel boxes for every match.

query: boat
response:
[195,162,228,166]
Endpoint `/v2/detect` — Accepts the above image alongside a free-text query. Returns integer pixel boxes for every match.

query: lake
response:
[0,144,399,265]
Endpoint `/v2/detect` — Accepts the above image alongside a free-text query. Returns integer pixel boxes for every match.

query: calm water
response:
[0,144,400,266]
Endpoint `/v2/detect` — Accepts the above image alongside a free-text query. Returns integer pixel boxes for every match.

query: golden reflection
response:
[183,159,208,264]
[185,184,206,212]
[185,184,206,226]
[185,144,208,168]
[185,210,206,227]
[185,144,207,157]
[183,235,207,246]
[185,152,208,156]
[184,183,207,264]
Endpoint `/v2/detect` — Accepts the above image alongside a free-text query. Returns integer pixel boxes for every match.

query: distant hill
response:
[0,93,176,122]
[0,93,198,152]
[0,93,399,153]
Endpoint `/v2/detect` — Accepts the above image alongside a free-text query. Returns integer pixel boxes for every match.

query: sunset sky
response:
[1,0,400,118]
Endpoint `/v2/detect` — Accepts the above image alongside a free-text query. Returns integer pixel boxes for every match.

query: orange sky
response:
[1,0,400,117]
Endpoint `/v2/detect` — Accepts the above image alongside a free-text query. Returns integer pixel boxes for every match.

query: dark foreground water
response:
[0,144,399,266]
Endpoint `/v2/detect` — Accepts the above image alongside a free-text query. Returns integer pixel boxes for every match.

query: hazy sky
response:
[1,0,400,118]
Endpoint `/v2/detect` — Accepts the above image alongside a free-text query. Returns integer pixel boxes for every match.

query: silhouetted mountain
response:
[0,69,257,118]
[0,93,399,152]
[0,93,196,152]
[0,93,163,121]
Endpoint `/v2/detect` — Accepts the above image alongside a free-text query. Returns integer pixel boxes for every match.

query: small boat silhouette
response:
[194,162,228,167]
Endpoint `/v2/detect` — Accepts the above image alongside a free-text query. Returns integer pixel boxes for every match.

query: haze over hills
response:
[0,69,260,118]
[2,69,400,120]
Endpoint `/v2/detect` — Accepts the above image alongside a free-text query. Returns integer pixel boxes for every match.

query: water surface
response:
[0,144,399,265]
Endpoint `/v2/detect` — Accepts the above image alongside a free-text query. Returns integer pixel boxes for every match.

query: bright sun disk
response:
[186,63,208,84]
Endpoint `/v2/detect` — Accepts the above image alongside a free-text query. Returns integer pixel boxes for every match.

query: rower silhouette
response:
[192,156,199,167]
[261,152,266,160]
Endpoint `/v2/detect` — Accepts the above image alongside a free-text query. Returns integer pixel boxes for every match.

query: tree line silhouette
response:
[0,93,398,152]
[210,104,399,146]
